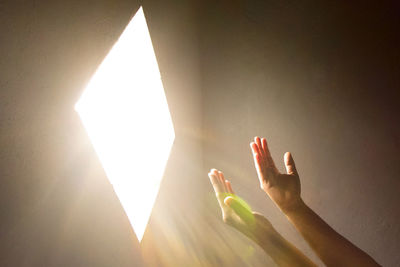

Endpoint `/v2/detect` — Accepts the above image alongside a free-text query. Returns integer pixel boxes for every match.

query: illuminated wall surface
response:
[75,7,175,241]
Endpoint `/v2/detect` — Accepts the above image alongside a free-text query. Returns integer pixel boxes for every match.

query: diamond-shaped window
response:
[75,7,175,241]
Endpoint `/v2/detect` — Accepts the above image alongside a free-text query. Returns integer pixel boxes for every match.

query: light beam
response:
[75,7,175,241]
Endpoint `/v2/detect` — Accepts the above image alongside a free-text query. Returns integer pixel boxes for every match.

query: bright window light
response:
[75,7,175,241]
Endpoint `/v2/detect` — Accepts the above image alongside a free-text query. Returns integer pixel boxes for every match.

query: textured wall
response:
[200,1,400,266]
[1,0,399,266]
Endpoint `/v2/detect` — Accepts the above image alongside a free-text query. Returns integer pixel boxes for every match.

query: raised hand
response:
[250,137,302,214]
[208,168,316,267]
[250,137,380,266]
[208,168,272,242]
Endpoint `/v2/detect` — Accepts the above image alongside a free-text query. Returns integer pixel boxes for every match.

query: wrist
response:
[256,226,282,251]
[250,214,279,248]
[282,198,307,217]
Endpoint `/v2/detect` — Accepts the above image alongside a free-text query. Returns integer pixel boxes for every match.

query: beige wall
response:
[0,0,203,266]
[0,0,399,266]
[200,1,400,266]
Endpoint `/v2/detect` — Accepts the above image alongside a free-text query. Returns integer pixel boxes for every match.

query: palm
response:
[217,192,246,230]
[251,137,301,213]
[208,169,272,242]
[264,173,300,212]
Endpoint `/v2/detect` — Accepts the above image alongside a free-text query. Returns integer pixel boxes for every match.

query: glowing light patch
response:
[75,7,175,241]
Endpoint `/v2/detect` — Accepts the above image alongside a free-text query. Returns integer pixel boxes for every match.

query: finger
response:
[218,171,228,192]
[250,142,260,156]
[261,138,278,172]
[284,152,298,176]
[252,141,274,171]
[225,180,234,194]
[254,153,269,188]
[208,169,224,193]
[211,168,220,179]
[261,138,268,156]
[254,136,265,159]
[250,142,262,167]
[250,142,261,163]
[209,170,227,209]
[254,153,264,175]
[250,143,264,173]
[224,196,255,226]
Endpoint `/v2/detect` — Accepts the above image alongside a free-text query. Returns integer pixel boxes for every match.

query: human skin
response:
[208,169,316,267]
[250,136,380,267]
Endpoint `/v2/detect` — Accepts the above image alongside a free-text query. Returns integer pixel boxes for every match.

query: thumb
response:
[284,152,298,175]
[224,196,255,226]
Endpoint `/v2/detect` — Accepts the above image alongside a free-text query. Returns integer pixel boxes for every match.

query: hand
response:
[250,137,302,214]
[208,169,273,245]
[208,168,317,267]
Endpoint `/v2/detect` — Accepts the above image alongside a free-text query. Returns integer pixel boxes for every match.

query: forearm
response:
[285,199,380,267]
[256,227,316,267]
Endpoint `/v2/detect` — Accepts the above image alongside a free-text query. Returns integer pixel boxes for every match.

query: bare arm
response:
[208,169,316,267]
[285,199,379,267]
[250,137,380,267]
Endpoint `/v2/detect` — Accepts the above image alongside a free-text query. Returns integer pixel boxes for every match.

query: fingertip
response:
[284,152,297,175]
[284,152,292,163]
[250,142,258,151]
[262,138,267,147]
[255,137,263,150]
[208,169,218,179]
